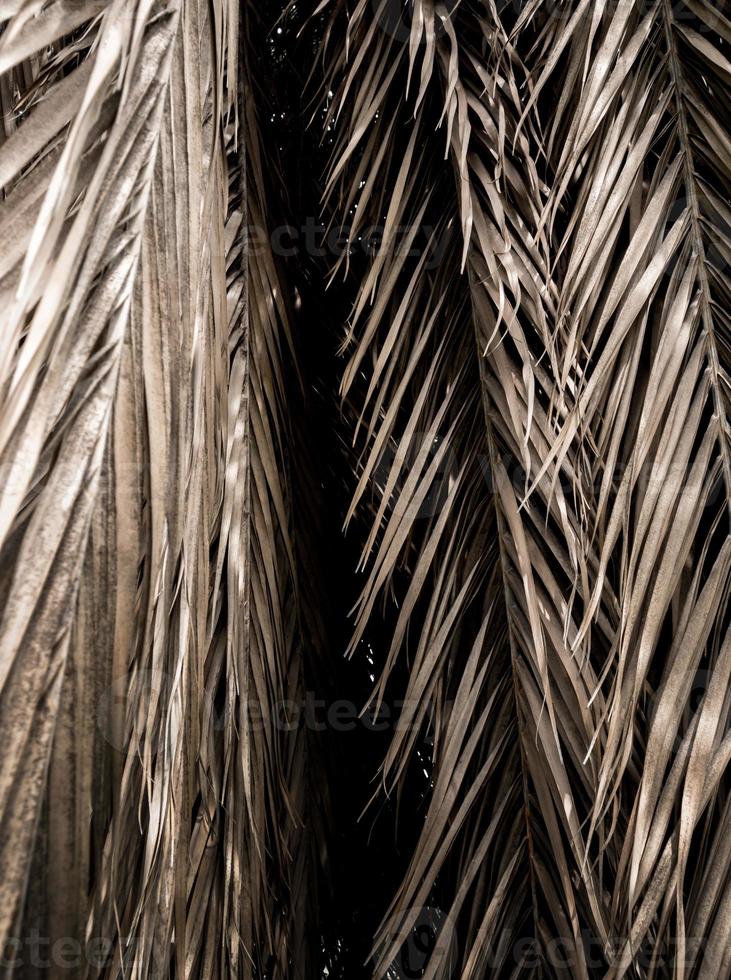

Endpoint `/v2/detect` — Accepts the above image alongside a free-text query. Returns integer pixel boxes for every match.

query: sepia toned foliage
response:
[319,0,731,975]
[0,1,327,976]
[0,0,729,977]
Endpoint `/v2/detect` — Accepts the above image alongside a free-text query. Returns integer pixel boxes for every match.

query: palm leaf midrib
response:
[660,0,731,509]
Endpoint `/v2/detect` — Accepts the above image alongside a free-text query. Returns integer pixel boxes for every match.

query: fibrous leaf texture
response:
[0,0,729,977]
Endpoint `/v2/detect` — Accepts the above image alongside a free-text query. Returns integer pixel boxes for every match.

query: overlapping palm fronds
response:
[0,0,729,976]
[319,0,730,975]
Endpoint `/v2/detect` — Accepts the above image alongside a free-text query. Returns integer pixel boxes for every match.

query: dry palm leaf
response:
[319,0,730,975]
[0,0,729,977]
[0,1,326,976]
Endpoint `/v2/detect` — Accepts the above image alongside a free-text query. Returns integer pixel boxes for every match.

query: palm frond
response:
[1,0,729,976]
[319,0,731,975]
[0,2,327,975]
